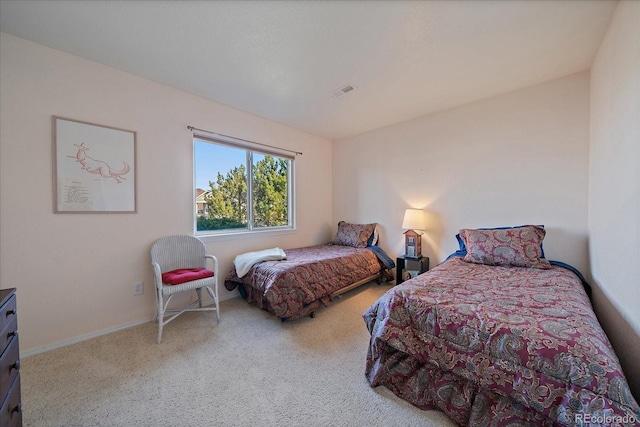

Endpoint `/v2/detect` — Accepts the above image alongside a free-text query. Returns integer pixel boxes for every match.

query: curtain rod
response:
[187,126,303,156]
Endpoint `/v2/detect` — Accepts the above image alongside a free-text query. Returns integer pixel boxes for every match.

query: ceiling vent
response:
[331,84,356,98]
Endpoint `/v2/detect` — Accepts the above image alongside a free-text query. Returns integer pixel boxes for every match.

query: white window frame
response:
[193,132,296,240]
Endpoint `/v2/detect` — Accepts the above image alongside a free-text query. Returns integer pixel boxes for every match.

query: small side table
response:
[396,255,430,285]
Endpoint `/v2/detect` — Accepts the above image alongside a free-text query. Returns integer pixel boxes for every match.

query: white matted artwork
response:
[53,116,136,213]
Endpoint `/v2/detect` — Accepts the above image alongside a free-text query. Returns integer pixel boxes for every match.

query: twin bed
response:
[364,225,639,425]
[223,222,639,425]
[224,221,394,320]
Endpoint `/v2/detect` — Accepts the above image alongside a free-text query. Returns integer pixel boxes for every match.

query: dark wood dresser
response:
[0,288,21,426]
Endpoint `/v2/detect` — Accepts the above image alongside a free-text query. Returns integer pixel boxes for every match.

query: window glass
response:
[194,138,293,234]
[252,153,289,228]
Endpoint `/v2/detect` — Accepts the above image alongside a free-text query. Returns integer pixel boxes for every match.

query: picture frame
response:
[53,116,136,213]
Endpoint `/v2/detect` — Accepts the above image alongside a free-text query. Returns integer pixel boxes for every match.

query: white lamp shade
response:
[402,209,427,230]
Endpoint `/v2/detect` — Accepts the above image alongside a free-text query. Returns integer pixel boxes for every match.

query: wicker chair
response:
[150,235,220,343]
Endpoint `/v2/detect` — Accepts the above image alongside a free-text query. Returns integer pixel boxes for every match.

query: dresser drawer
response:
[0,315,17,357]
[0,373,22,427]
[0,336,19,405]
[0,295,16,337]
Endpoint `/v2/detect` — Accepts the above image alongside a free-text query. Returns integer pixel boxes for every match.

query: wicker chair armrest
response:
[151,261,163,289]
[204,255,219,274]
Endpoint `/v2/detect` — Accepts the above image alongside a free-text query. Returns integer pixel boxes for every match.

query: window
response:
[194,135,294,235]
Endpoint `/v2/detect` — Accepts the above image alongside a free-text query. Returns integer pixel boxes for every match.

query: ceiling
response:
[0,1,617,140]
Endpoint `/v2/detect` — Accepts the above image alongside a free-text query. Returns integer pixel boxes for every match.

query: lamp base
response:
[404,253,421,259]
[404,229,422,259]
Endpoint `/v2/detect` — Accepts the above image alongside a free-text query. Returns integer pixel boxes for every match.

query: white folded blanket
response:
[234,247,286,278]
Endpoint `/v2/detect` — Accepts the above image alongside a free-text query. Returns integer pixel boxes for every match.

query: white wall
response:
[589,1,640,336]
[587,1,640,397]
[0,33,334,354]
[333,72,590,274]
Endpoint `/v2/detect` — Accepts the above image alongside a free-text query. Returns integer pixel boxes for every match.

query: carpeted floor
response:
[20,282,455,427]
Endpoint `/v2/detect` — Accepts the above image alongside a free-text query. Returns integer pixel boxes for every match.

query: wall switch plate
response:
[133,281,144,295]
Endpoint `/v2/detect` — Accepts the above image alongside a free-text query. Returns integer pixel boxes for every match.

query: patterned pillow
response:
[332,221,377,248]
[459,225,551,269]
[456,225,547,258]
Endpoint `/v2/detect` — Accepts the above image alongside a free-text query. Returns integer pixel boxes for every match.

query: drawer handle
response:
[10,360,20,372]
[7,331,17,340]
[11,403,22,414]
[6,309,15,317]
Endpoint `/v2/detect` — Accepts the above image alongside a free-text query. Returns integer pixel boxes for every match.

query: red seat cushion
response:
[162,268,214,285]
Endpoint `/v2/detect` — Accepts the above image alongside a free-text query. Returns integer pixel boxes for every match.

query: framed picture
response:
[53,116,136,213]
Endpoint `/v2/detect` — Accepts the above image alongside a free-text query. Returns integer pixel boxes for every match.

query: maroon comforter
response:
[364,257,639,426]
[225,244,381,320]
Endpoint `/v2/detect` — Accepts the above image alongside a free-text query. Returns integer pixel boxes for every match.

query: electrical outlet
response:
[133,281,144,295]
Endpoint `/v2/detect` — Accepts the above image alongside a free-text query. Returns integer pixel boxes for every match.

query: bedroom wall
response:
[333,72,590,275]
[0,33,334,354]
[588,0,640,398]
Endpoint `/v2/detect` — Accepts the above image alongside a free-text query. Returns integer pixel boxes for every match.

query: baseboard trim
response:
[21,317,154,358]
[20,294,240,358]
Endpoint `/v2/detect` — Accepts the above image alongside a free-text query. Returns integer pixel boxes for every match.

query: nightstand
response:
[396,255,429,285]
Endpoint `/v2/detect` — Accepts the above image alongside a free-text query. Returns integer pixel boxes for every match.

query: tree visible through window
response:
[194,137,293,233]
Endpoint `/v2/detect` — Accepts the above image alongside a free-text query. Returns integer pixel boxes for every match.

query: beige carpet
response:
[21,282,455,427]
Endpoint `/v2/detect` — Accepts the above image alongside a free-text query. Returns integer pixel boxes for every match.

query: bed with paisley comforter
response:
[363,226,640,426]
[225,222,394,321]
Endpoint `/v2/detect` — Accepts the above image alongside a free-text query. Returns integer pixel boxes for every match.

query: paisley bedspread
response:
[363,257,640,426]
[225,244,382,320]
